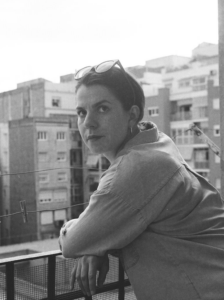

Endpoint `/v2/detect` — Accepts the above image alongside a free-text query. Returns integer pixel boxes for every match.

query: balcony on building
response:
[193,148,210,170]
[170,100,192,122]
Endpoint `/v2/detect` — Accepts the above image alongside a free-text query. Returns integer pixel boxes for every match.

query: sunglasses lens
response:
[95,61,116,73]
[75,66,92,79]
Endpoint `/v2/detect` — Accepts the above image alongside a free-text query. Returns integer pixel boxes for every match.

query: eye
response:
[77,109,86,118]
[98,105,109,113]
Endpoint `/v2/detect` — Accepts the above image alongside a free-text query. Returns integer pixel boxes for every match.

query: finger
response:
[76,261,87,295]
[81,261,91,296]
[70,262,77,290]
[88,260,98,296]
[97,258,109,287]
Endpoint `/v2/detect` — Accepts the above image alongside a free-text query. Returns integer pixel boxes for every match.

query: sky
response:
[0,0,219,93]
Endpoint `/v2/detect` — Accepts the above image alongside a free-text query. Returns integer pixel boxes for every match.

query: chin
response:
[88,146,104,155]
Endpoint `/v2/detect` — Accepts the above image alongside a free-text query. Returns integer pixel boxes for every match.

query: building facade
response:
[0,78,87,244]
[128,42,221,188]
[2,117,71,244]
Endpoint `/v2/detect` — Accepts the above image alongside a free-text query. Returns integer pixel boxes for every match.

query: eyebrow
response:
[75,100,111,110]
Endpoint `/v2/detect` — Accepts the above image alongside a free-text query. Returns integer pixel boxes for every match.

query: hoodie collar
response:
[116,121,159,158]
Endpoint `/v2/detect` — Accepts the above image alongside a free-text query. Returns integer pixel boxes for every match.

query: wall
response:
[0,93,11,122]
[9,119,37,244]
[144,87,170,136]
[0,124,10,245]
[44,82,76,117]
[207,80,221,189]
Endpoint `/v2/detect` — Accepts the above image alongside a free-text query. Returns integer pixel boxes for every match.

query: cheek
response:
[77,122,84,138]
[110,119,128,140]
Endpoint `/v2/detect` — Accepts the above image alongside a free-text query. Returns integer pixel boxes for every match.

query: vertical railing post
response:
[48,255,56,299]
[118,260,125,300]
[6,262,14,300]
[218,0,224,197]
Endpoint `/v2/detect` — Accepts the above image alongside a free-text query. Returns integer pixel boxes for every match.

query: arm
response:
[59,152,181,258]
[59,152,181,296]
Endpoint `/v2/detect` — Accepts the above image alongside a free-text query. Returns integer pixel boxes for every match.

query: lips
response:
[87,135,103,141]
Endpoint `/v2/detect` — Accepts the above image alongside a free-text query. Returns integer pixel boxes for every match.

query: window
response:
[214,125,220,136]
[52,97,61,107]
[171,128,193,145]
[57,172,67,182]
[215,178,221,190]
[38,152,48,162]
[210,70,217,76]
[57,132,66,140]
[57,152,66,162]
[194,148,209,169]
[192,76,207,91]
[40,211,53,225]
[148,107,159,117]
[53,190,67,202]
[39,173,49,183]
[215,155,221,163]
[54,209,66,221]
[213,98,220,110]
[192,77,206,85]
[179,79,190,88]
[38,131,47,140]
[39,191,52,204]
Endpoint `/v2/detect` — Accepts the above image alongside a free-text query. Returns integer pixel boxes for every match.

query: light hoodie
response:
[59,122,224,300]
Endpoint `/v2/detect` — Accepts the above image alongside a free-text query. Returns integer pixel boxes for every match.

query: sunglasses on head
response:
[74,59,136,105]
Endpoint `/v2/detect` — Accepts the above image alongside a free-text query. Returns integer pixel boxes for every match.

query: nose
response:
[83,111,98,129]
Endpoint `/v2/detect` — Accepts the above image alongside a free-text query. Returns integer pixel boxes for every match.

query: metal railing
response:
[170,111,192,121]
[0,250,134,300]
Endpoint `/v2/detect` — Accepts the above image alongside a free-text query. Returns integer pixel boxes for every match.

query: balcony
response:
[170,111,192,121]
[0,251,135,300]
[194,161,209,169]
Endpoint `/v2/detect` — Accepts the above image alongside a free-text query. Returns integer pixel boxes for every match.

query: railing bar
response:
[118,260,125,300]
[41,280,131,300]
[48,255,56,299]
[6,262,14,300]
[0,250,61,265]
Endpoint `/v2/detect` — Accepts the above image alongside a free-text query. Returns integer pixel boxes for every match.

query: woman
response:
[59,60,224,300]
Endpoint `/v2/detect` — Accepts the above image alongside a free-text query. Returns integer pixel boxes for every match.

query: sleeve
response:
[59,151,181,258]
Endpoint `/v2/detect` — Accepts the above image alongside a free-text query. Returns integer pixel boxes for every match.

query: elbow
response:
[59,233,80,258]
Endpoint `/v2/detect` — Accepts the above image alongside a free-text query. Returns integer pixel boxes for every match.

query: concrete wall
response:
[44,82,77,117]
[207,80,221,190]
[9,119,37,244]
[0,93,11,122]
[144,87,170,136]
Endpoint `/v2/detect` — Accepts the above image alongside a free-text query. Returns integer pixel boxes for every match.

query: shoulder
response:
[118,148,181,180]
[99,149,181,197]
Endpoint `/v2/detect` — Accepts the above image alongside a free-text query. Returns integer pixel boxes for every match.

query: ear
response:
[129,105,140,127]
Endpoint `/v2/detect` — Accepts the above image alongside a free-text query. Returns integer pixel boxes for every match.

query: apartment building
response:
[0,117,71,244]
[127,42,220,188]
[0,78,88,245]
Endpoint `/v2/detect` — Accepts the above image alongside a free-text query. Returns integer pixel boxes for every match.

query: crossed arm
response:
[58,154,180,296]
[58,187,147,296]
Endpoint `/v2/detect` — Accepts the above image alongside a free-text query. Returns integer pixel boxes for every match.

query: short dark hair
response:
[75,67,145,122]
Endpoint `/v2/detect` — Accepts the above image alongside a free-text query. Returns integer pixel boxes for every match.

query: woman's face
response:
[76,84,131,162]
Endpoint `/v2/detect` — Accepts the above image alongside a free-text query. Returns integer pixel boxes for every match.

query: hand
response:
[70,255,109,296]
